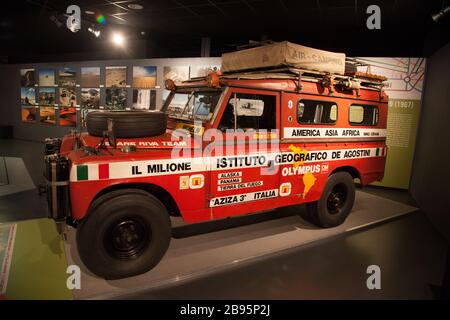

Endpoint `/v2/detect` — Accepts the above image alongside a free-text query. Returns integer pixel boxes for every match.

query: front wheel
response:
[306,172,355,228]
[76,189,171,279]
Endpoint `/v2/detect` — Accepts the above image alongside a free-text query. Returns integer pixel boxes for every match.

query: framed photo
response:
[105,88,127,110]
[132,89,156,110]
[39,106,56,125]
[20,69,35,87]
[21,87,36,106]
[58,67,77,87]
[191,65,221,78]
[59,87,77,107]
[59,107,77,127]
[81,88,100,109]
[39,68,55,86]
[163,66,189,83]
[39,88,56,105]
[81,67,100,87]
[105,66,127,87]
[132,66,157,88]
[21,106,37,123]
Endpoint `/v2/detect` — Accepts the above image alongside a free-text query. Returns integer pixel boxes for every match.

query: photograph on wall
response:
[81,88,100,109]
[163,66,190,83]
[190,65,221,78]
[105,66,127,87]
[59,107,77,127]
[59,87,77,107]
[105,88,127,110]
[38,68,55,86]
[39,87,56,105]
[81,109,95,127]
[132,66,157,88]
[21,87,36,106]
[21,106,37,123]
[132,89,156,110]
[20,69,35,87]
[81,67,100,87]
[58,67,77,87]
[39,106,56,125]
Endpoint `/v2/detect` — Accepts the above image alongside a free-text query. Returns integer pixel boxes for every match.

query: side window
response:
[218,93,276,132]
[297,100,337,124]
[349,104,379,126]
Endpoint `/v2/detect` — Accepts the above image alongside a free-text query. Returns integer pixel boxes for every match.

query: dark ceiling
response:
[1,0,449,63]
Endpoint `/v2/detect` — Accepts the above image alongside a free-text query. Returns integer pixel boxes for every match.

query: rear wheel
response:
[306,172,355,228]
[76,189,171,279]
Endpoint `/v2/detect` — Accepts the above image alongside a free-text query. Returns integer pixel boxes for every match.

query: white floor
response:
[64,190,417,299]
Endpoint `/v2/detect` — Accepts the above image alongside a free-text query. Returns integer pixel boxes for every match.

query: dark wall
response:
[410,43,450,241]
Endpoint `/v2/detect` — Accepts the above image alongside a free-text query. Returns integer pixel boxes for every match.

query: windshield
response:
[165,90,223,122]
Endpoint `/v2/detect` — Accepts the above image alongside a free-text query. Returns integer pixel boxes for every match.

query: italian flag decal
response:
[76,163,109,181]
[375,147,386,157]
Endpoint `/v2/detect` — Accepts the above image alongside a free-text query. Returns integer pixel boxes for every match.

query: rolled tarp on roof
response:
[221,41,346,75]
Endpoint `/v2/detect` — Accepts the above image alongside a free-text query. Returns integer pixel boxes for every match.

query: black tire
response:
[76,189,171,279]
[86,111,167,138]
[306,172,355,228]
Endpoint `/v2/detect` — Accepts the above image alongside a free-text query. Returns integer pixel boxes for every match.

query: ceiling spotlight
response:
[128,3,144,10]
[88,26,101,37]
[111,32,125,46]
[432,5,450,23]
[85,10,95,15]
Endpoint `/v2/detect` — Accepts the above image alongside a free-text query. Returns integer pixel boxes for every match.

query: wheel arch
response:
[329,165,361,182]
[87,182,181,219]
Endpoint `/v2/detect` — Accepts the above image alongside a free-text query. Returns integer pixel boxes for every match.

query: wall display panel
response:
[133,66,157,88]
[132,89,156,110]
[191,65,221,78]
[81,88,100,109]
[105,66,127,87]
[59,107,77,127]
[39,106,56,125]
[58,67,77,87]
[38,68,55,86]
[357,57,425,189]
[20,69,35,87]
[163,66,190,83]
[105,88,127,110]
[39,87,56,105]
[81,67,100,87]
[21,87,36,106]
[21,106,37,123]
[81,109,95,127]
[59,87,77,107]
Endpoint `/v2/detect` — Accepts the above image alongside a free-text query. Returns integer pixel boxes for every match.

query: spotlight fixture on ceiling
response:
[128,3,144,10]
[431,5,450,23]
[111,32,125,46]
[88,26,101,38]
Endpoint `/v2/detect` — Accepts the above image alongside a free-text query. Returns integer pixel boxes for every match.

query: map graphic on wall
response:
[81,88,100,109]
[59,107,77,127]
[191,65,221,78]
[106,66,127,87]
[39,87,56,105]
[132,89,156,110]
[20,69,35,87]
[357,57,426,190]
[21,87,36,105]
[106,88,127,110]
[81,67,100,87]
[39,68,55,86]
[59,87,77,107]
[133,66,157,88]
[163,66,190,83]
[39,106,56,125]
[21,106,37,123]
[58,67,77,87]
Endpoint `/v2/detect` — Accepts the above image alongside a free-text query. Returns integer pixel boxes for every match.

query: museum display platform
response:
[62,190,417,299]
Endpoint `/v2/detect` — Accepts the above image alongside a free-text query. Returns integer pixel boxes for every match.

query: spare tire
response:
[86,111,167,138]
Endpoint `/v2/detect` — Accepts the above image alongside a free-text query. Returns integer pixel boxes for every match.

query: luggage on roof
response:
[221,41,346,75]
